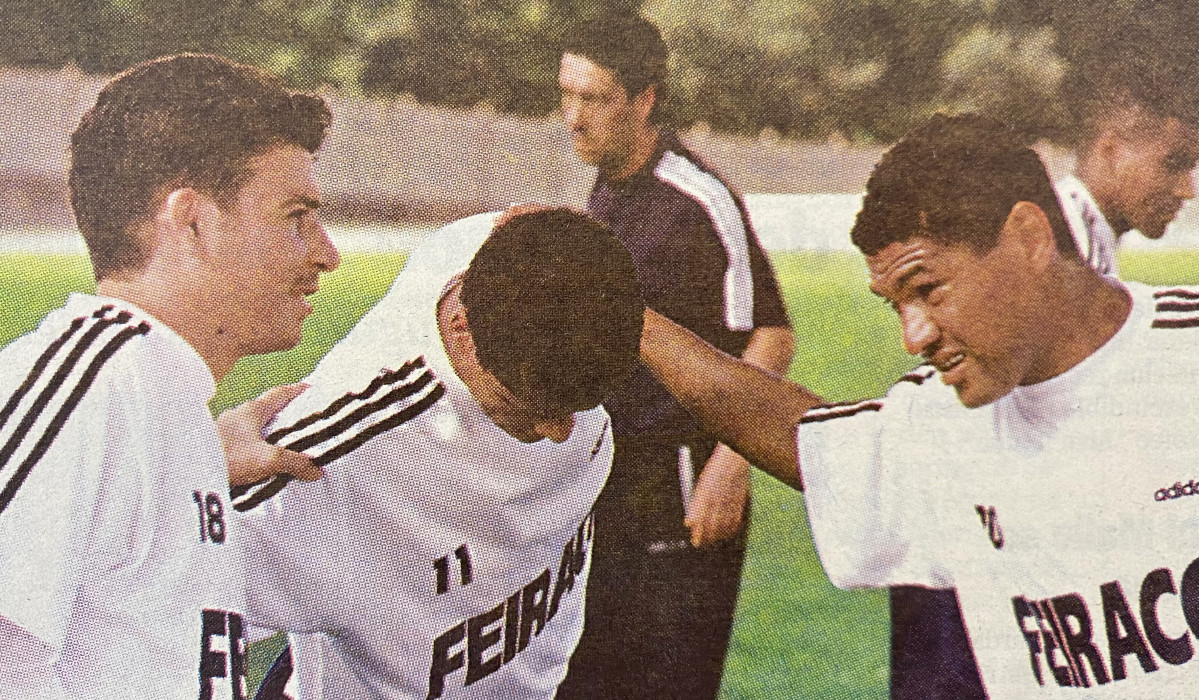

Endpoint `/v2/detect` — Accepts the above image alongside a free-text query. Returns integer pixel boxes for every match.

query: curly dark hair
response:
[69,53,332,279]
[851,113,1075,257]
[461,208,644,413]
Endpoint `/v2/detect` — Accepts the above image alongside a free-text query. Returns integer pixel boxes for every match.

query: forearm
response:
[701,324,796,473]
[640,310,819,490]
[701,325,796,474]
[739,325,795,375]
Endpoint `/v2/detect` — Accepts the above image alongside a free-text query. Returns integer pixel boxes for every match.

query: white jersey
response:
[1057,175,1120,278]
[0,294,248,699]
[236,213,614,700]
[800,282,1199,699]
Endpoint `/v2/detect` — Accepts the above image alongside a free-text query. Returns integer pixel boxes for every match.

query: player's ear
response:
[445,304,477,354]
[1091,128,1124,170]
[152,187,208,259]
[160,187,199,230]
[1004,201,1057,272]
[632,84,656,123]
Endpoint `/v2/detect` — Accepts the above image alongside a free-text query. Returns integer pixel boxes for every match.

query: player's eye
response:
[915,283,941,303]
[284,210,310,236]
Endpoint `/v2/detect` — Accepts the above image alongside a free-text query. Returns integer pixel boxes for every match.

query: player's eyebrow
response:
[561,85,610,102]
[869,249,927,298]
[284,195,322,210]
[889,265,925,292]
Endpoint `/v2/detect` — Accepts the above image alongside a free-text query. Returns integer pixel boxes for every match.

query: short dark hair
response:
[1066,2,1198,148]
[1074,54,1199,150]
[69,53,332,279]
[563,14,668,115]
[851,113,1076,257]
[461,209,644,413]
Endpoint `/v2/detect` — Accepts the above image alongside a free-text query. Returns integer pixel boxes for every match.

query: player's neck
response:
[97,276,238,381]
[1028,266,1131,385]
[603,125,660,182]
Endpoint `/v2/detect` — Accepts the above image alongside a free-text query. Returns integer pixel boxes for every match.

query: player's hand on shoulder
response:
[685,443,750,548]
[217,383,322,487]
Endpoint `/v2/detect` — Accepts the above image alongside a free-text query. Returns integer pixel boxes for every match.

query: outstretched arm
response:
[640,310,820,491]
[686,325,795,546]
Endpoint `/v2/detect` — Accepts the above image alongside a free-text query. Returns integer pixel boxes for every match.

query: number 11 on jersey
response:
[435,544,474,594]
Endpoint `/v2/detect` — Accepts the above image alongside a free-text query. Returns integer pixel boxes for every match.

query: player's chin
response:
[952,375,1010,409]
[1138,219,1171,240]
[1139,204,1182,239]
[571,140,602,165]
[256,315,308,354]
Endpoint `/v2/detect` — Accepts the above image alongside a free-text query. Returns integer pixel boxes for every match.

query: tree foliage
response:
[0,0,1190,143]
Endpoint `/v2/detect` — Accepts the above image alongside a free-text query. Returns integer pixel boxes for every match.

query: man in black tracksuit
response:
[554,14,794,699]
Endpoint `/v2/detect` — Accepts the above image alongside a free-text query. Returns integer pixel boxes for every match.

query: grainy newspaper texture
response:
[0,4,1195,698]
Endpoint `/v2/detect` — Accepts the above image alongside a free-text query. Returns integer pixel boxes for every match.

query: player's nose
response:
[306,216,341,273]
[899,305,938,357]
[561,97,584,131]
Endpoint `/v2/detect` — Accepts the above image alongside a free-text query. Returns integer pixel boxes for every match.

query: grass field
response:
[1,248,1195,698]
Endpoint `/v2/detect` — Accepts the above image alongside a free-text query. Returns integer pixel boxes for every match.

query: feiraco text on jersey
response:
[1012,556,1199,690]
[426,512,595,699]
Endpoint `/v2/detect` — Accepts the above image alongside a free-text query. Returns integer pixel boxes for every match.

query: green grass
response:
[723,251,909,700]
[1118,249,1198,286]
[209,253,409,413]
[0,254,98,339]
[1,248,1194,698]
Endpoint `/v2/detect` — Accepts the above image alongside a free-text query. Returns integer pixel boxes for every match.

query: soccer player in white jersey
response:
[234,208,644,700]
[894,58,1198,699]
[0,54,337,699]
[1056,62,1198,278]
[636,113,1199,699]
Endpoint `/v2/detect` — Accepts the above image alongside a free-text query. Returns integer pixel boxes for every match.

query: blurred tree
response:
[0,0,130,71]
[360,0,641,115]
[0,0,1189,143]
[648,0,981,142]
[0,0,373,88]
[936,25,1068,140]
[362,0,487,106]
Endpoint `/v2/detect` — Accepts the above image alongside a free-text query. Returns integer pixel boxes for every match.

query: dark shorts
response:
[890,586,987,699]
[557,435,744,700]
